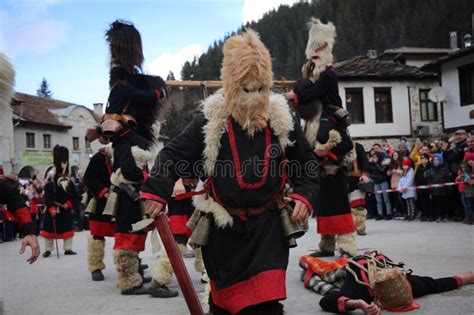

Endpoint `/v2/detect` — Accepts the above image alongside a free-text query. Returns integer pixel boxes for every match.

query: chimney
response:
[93,103,103,116]
[450,31,458,50]
[367,49,377,59]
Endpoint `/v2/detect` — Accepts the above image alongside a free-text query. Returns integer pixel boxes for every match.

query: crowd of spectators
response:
[365,130,474,225]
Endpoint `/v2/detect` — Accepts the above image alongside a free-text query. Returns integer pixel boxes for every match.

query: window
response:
[73,137,80,151]
[43,134,51,149]
[85,138,91,150]
[26,132,35,148]
[459,63,474,106]
[374,87,393,123]
[419,89,438,121]
[345,88,365,124]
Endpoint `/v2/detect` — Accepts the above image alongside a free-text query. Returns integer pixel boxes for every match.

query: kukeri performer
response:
[149,178,206,298]
[0,53,40,263]
[83,142,116,281]
[287,18,357,258]
[41,145,77,257]
[141,29,319,314]
[99,20,166,295]
[347,143,371,236]
[319,251,474,314]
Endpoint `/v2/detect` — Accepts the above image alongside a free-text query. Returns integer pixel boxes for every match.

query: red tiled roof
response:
[11,92,100,128]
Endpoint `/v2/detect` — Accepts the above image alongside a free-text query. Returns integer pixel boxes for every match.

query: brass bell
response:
[84,197,98,216]
[103,187,119,220]
[280,207,305,248]
[186,209,201,231]
[188,215,211,249]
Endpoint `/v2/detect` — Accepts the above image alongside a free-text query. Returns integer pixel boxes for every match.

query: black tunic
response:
[309,109,355,235]
[83,150,115,237]
[112,129,149,251]
[296,67,342,107]
[142,113,319,313]
[41,178,75,239]
[0,179,35,236]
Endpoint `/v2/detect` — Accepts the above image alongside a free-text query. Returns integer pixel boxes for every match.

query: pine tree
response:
[167,71,176,81]
[37,78,53,98]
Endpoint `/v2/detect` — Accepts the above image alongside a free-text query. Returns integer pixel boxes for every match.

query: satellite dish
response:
[428,87,447,103]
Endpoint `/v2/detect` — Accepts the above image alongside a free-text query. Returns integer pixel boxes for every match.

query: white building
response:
[333,57,440,143]
[11,93,102,179]
[378,47,452,68]
[423,46,474,133]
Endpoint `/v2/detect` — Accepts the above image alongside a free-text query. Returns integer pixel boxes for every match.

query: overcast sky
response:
[0,0,299,107]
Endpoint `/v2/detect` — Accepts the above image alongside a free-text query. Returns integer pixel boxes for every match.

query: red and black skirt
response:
[203,208,289,314]
[314,169,355,235]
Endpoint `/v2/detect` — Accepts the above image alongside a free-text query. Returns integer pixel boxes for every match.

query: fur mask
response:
[221,29,273,137]
[304,18,336,82]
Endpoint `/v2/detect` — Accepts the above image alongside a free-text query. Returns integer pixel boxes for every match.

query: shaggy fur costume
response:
[87,236,106,272]
[304,111,342,153]
[201,90,294,177]
[318,233,357,257]
[195,90,294,229]
[151,243,187,285]
[194,248,205,273]
[336,233,357,257]
[304,18,336,82]
[113,249,142,291]
[221,30,273,137]
[352,208,368,234]
[110,146,152,186]
[0,53,15,107]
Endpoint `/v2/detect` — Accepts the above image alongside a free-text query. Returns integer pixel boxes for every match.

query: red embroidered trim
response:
[453,276,463,287]
[169,215,192,235]
[227,118,271,190]
[14,207,33,225]
[349,199,365,208]
[47,207,57,215]
[210,269,286,314]
[40,230,74,239]
[140,192,167,205]
[98,187,109,198]
[155,90,161,100]
[114,233,147,252]
[89,220,116,237]
[338,297,350,312]
[288,193,313,211]
[316,213,356,235]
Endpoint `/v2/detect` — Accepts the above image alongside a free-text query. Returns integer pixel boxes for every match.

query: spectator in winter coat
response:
[398,159,416,221]
[427,153,452,222]
[368,153,392,220]
[415,154,433,221]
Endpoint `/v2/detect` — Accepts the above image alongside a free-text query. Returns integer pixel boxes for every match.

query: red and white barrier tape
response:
[370,182,460,194]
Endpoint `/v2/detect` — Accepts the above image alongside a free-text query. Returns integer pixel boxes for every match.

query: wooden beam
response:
[165,80,295,89]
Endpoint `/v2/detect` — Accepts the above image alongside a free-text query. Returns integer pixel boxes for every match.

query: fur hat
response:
[53,145,69,177]
[304,18,336,81]
[305,18,336,60]
[221,29,273,137]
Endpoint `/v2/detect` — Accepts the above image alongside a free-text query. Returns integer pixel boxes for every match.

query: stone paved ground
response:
[1,218,473,314]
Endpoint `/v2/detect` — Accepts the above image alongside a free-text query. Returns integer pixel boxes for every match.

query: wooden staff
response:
[154,214,203,315]
[165,80,295,89]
